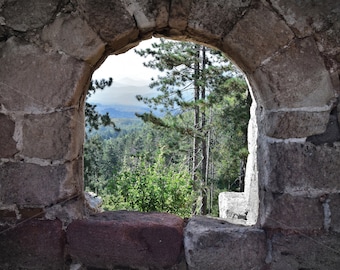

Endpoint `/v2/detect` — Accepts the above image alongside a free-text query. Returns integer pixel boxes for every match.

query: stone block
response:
[67,211,184,269]
[0,219,65,269]
[264,110,330,139]
[1,0,59,32]
[251,37,334,110]
[78,0,139,52]
[22,110,84,160]
[169,0,192,31]
[122,0,169,32]
[0,113,17,157]
[0,37,91,112]
[269,231,340,270]
[223,3,294,72]
[42,13,105,66]
[265,142,340,193]
[184,216,266,270]
[0,160,82,207]
[329,194,340,233]
[261,193,324,231]
[188,0,251,44]
[270,0,339,38]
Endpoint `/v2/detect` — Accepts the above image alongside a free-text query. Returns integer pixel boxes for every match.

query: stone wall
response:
[0,0,339,269]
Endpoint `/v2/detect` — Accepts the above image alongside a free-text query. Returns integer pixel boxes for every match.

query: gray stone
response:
[223,3,294,73]
[265,142,340,193]
[0,113,17,157]
[42,13,105,66]
[0,160,81,207]
[0,37,91,112]
[78,0,139,52]
[188,0,251,45]
[184,216,266,270]
[270,231,340,270]
[122,0,169,32]
[264,110,330,139]
[252,37,334,110]
[67,211,184,269]
[169,0,192,31]
[261,193,324,231]
[329,194,340,233]
[0,0,59,32]
[22,109,84,160]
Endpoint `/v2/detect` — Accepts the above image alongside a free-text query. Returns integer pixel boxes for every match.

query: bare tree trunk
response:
[192,44,200,214]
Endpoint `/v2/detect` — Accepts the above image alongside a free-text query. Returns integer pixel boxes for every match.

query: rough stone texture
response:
[329,194,340,233]
[67,211,184,269]
[122,0,169,32]
[0,0,340,268]
[266,142,340,193]
[41,13,105,65]
[78,0,139,53]
[184,216,266,270]
[270,0,340,72]
[0,159,82,207]
[251,37,334,110]
[0,219,65,269]
[168,0,191,32]
[263,110,330,139]
[269,232,340,270]
[187,0,251,45]
[261,193,324,231]
[0,0,59,32]
[0,37,91,112]
[223,3,294,73]
[0,113,17,157]
[22,109,84,160]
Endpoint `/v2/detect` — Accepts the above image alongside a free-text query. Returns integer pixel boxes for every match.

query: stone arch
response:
[1,0,339,269]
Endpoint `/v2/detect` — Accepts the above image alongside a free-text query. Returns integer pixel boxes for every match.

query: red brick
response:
[67,211,184,269]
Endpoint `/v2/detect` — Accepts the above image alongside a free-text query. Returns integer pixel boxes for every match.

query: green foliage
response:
[103,148,193,218]
[85,78,120,132]
[83,39,251,217]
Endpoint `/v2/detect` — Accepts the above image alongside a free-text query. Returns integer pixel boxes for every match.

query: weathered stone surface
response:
[0,37,91,112]
[329,194,340,233]
[261,193,324,231]
[188,0,251,45]
[269,232,340,270]
[78,0,139,52]
[22,109,84,160]
[264,110,330,139]
[169,0,191,31]
[122,0,169,32]
[223,3,294,73]
[67,211,184,269]
[0,160,82,207]
[0,219,65,269]
[265,142,340,193]
[42,13,105,65]
[252,37,334,110]
[307,109,340,145]
[0,0,59,32]
[270,0,340,38]
[184,216,266,270]
[0,113,17,157]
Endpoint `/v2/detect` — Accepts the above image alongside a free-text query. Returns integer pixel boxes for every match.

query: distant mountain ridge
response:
[94,103,152,119]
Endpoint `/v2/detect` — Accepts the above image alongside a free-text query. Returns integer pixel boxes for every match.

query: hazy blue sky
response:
[88,38,160,106]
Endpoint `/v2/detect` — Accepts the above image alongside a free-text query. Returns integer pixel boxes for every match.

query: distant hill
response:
[94,103,153,119]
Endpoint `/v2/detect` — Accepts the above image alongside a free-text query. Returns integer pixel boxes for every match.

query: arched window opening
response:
[84,38,255,222]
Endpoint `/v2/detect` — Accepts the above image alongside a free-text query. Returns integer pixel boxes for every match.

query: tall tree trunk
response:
[200,46,208,215]
[192,44,201,214]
